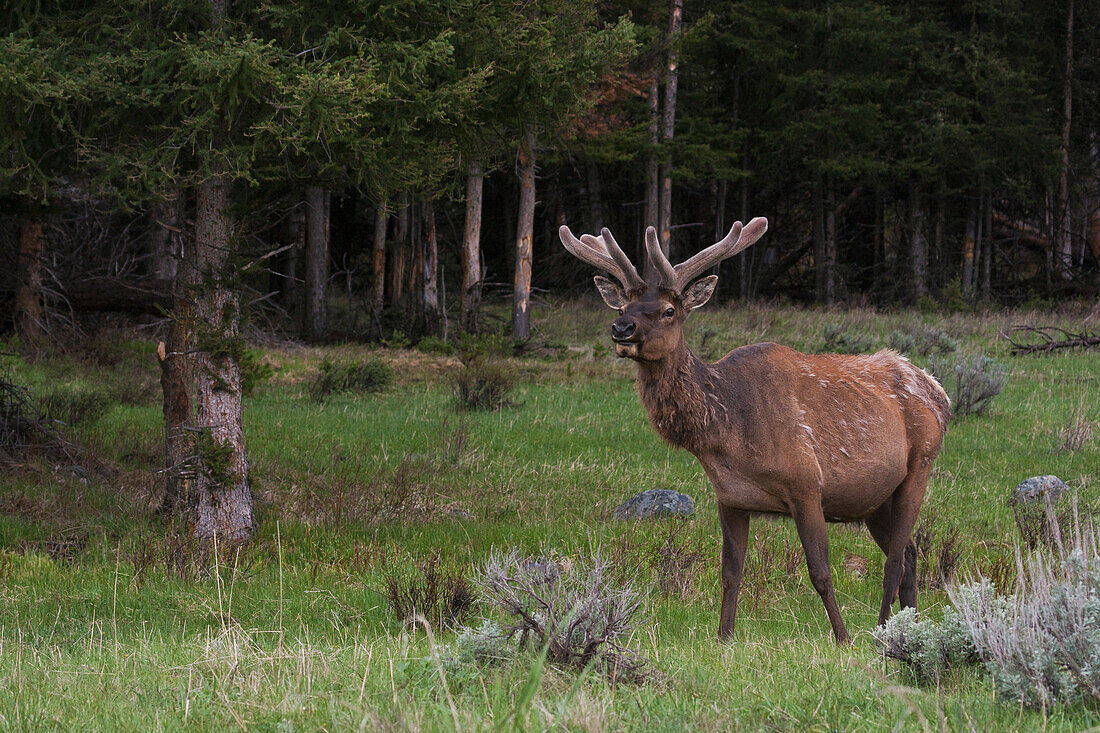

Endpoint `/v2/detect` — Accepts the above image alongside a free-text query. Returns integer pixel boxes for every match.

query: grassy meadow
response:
[1,299,1098,731]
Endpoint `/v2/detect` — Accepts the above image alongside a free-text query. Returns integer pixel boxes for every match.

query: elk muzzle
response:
[611,317,640,358]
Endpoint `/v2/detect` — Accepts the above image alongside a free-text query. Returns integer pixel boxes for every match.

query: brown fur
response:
[560,222,951,644]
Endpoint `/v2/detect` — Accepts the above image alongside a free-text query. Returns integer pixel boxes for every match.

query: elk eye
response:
[663,307,675,319]
[617,308,623,316]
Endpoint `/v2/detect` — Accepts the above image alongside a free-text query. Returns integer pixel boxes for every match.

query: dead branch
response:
[1005,325,1100,355]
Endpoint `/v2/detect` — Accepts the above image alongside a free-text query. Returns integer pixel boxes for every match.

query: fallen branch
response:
[1005,325,1100,355]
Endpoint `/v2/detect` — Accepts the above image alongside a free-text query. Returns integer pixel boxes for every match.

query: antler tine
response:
[644,226,677,289]
[672,216,768,290]
[599,227,644,291]
[559,225,642,292]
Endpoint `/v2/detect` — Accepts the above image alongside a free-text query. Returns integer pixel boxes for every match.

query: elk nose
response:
[611,319,635,340]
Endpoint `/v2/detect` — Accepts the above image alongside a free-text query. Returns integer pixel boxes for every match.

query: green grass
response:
[1,300,1098,730]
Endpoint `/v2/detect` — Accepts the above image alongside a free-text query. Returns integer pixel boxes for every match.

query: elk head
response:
[558,219,769,361]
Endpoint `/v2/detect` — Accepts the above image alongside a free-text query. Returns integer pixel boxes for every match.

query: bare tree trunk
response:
[962,196,977,297]
[422,200,442,337]
[644,78,660,234]
[462,162,484,333]
[1057,0,1075,279]
[408,200,423,329]
[909,182,927,303]
[303,186,330,340]
[389,196,408,308]
[586,161,603,234]
[159,245,195,517]
[873,188,884,292]
[150,192,181,282]
[1088,130,1100,265]
[282,200,304,312]
[812,175,827,303]
[189,173,254,542]
[513,124,536,341]
[825,184,836,305]
[982,193,993,300]
[369,202,387,341]
[658,0,682,262]
[15,220,44,344]
[738,179,751,297]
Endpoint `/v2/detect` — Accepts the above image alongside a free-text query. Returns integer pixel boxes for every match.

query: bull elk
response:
[559,219,950,643]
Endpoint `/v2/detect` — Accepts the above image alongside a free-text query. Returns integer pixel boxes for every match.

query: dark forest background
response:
[3,0,1099,349]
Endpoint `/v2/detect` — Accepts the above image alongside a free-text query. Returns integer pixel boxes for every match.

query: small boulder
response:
[1009,475,1071,549]
[612,489,695,521]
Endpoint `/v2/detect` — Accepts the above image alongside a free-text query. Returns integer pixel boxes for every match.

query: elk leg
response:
[866,503,918,614]
[877,467,931,626]
[717,504,749,641]
[790,500,850,644]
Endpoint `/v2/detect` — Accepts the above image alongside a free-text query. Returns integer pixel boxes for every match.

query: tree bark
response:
[642,78,661,282]
[282,200,304,312]
[1057,0,1075,279]
[389,195,408,307]
[812,175,827,303]
[909,182,927,303]
[189,173,254,542]
[150,192,181,282]
[303,185,330,341]
[159,255,194,518]
[824,183,836,305]
[962,196,977,297]
[658,0,682,262]
[422,200,442,337]
[513,123,536,341]
[15,220,44,344]
[982,193,993,300]
[462,162,484,333]
[1088,130,1100,264]
[369,202,387,341]
[408,200,423,328]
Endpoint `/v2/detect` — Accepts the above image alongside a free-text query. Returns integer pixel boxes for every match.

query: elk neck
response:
[634,332,715,451]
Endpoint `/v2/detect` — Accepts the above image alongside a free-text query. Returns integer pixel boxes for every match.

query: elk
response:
[559,219,950,643]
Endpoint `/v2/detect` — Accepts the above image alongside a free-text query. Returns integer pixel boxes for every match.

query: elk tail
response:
[906,359,952,434]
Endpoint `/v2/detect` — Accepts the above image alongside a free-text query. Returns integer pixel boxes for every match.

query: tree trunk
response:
[738,179,751,298]
[1057,0,1075,279]
[15,220,44,344]
[962,196,977,297]
[159,250,195,518]
[150,192,181,282]
[824,184,836,305]
[644,78,660,234]
[389,196,408,308]
[422,200,442,337]
[586,161,603,234]
[282,200,304,312]
[513,124,536,341]
[462,163,484,333]
[1088,130,1100,264]
[812,175,827,303]
[982,193,993,300]
[408,200,423,329]
[189,173,254,542]
[303,186,330,340]
[658,0,682,262]
[369,202,387,341]
[872,188,884,293]
[909,182,927,304]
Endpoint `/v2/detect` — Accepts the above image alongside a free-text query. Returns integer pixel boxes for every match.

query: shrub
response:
[873,606,979,683]
[456,330,513,364]
[308,357,392,400]
[881,511,1100,708]
[931,353,1006,417]
[416,335,455,356]
[822,324,874,354]
[441,619,513,670]
[888,326,958,357]
[1052,407,1094,453]
[452,359,516,411]
[476,546,651,680]
[384,554,476,630]
[37,381,111,426]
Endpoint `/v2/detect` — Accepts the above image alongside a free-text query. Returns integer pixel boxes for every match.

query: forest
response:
[2,1,1100,729]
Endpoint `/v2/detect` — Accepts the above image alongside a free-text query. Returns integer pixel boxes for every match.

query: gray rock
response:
[1009,475,1069,505]
[1009,475,1071,549]
[612,489,695,521]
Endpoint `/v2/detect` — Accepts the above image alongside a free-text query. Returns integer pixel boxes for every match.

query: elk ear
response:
[593,275,628,309]
[682,275,718,311]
